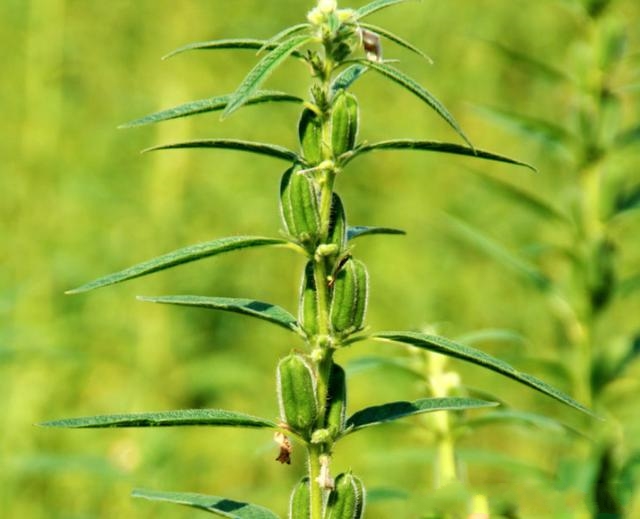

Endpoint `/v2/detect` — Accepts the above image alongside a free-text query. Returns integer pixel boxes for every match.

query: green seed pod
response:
[331,90,359,157]
[325,363,347,438]
[298,107,324,165]
[327,193,347,254]
[299,262,319,337]
[329,258,369,336]
[325,472,366,519]
[280,166,321,250]
[288,476,311,519]
[277,353,318,436]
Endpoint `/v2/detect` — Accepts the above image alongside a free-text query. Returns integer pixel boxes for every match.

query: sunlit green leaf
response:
[359,22,433,63]
[331,64,369,93]
[144,139,301,163]
[346,140,535,171]
[41,409,278,429]
[133,488,280,518]
[355,0,417,19]
[456,328,526,347]
[163,38,305,60]
[345,397,497,433]
[359,61,473,148]
[120,91,302,128]
[260,23,311,53]
[347,225,406,241]
[138,295,300,334]
[223,34,313,118]
[371,331,596,417]
[446,216,550,290]
[66,236,287,294]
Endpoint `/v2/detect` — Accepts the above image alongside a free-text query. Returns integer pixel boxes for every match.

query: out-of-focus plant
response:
[454,0,640,515]
[44,1,595,517]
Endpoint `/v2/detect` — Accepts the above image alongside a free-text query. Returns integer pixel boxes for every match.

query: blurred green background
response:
[3,0,639,517]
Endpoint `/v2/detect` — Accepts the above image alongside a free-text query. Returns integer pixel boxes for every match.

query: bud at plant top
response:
[277,353,319,437]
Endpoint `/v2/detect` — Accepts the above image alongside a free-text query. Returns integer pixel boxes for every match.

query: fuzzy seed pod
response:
[329,258,369,336]
[327,193,347,254]
[277,353,319,437]
[331,90,359,157]
[288,476,311,519]
[298,107,324,165]
[325,472,366,519]
[298,262,319,337]
[280,166,322,250]
[325,363,347,438]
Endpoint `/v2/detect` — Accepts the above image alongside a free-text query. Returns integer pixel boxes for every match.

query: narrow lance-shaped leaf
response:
[346,139,535,171]
[120,91,303,128]
[138,295,300,334]
[360,61,473,148]
[345,397,498,433]
[259,23,311,54]
[371,331,597,417]
[223,34,313,118]
[446,215,550,290]
[133,489,281,519]
[347,225,406,241]
[41,409,278,429]
[163,38,306,60]
[359,22,433,63]
[331,64,369,93]
[355,0,417,19]
[66,236,287,294]
[144,139,302,163]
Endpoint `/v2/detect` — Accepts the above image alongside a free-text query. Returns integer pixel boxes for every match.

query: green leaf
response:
[259,23,311,53]
[223,34,313,118]
[359,61,473,148]
[347,139,535,171]
[460,409,583,436]
[66,236,286,294]
[347,225,406,241]
[359,23,433,63]
[372,331,597,417]
[345,397,497,433]
[120,91,302,128]
[162,38,305,60]
[144,139,301,163]
[133,488,280,519]
[455,328,526,347]
[138,295,300,334]
[446,215,550,290]
[330,64,369,93]
[346,355,420,379]
[41,409,278,429]
[355,0,417,19]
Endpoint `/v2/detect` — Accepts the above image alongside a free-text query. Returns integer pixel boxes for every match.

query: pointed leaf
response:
[144,139,301,163]
[360,61,473,148]
[66,236,286,294]
[41,409,278,429]
[223,34,313,118]
[372,331,597,417]
[446,216,550,290]
[331,64,369,93]
[120,91,302,128]
[345,397,497,433]
[138,295,299,333]
[359,23,433,63]
[133,488,280,519]
[260,23,311,53]
[347,139,535,171]
[355,0,417,19]
[163,38,305,60]
[347,225,406,241]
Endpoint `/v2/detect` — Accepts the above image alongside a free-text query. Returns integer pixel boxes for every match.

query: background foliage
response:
[3,0,639,517]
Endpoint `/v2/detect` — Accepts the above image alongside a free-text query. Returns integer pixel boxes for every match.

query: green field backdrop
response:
[3,1,640,517]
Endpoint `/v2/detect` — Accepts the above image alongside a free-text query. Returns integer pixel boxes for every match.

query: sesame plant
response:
[46,1,597,517]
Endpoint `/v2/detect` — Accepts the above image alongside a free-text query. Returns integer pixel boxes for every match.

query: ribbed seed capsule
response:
[280,166,321,250]
[325,472,366,519]
[299,262,319,337]
[331,90,359,158]
[329,258,369,336]
[298,107,324,165]
[325,363,347,438]
[327,193,347,254]
[288,476,311,519]
[277,353,318,437]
